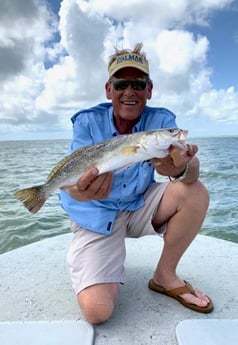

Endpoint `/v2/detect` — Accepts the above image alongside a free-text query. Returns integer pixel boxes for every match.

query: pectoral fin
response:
[121,146,139,156]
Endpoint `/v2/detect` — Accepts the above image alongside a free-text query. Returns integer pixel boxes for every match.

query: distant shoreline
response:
[1,135,238,142]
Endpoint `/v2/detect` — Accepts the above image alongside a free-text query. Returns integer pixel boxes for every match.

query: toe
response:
[180,286,210,307]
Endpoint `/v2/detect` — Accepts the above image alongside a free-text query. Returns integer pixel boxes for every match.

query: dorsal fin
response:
[47,148,83,181]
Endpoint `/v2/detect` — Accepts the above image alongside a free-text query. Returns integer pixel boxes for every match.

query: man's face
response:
[105,67,153,123]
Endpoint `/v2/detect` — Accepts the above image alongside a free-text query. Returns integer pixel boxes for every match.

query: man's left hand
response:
[152,144,198,178]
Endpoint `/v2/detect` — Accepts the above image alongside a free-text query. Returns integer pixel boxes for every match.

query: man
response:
[60,43,213,324]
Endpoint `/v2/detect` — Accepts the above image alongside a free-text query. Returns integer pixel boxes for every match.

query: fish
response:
[14,128,187,214]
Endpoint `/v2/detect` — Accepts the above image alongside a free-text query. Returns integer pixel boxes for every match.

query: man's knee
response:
[190,180,210,209]
[77,283,119,325]
[176,179,209,209]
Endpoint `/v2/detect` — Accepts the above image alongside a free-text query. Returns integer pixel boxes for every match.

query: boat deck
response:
[0,234,237,344]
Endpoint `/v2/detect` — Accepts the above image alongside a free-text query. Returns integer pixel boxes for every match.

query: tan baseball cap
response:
[108,52,149,78]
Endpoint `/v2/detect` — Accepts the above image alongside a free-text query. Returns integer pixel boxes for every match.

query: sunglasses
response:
[111,78,149,91]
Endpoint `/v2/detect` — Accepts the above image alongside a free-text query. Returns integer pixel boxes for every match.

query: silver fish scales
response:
[14,128,187,213]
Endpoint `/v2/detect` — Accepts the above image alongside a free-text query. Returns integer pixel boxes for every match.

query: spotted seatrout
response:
[15,128,187,213]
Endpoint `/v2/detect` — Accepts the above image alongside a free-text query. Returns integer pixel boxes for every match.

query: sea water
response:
[0,137,237,254]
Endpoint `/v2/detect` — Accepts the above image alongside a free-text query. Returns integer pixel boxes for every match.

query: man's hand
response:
[61,168,113,201]
[152,144,199,181]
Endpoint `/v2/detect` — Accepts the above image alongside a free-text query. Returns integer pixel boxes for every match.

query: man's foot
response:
[148,279,213,313]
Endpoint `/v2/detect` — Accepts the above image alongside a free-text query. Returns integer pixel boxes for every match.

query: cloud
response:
[0,0,237,140]
[0,0,62,137]
[199,87,238,123]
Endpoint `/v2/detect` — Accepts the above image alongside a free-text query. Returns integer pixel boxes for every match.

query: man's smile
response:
[121,101,137,105]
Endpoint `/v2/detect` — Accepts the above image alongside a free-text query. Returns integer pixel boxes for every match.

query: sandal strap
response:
[166,280,195,297]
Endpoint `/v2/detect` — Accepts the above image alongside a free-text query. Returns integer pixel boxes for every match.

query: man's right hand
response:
[62,168,113,201]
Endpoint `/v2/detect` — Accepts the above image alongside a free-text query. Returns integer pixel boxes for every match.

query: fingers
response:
[84,172,113,198]
[186,144,198,157]
[153,143,198,177]
[66,170,113,201]
[170,144,198,166]
[170,148,185,167]
[76,167,99,191]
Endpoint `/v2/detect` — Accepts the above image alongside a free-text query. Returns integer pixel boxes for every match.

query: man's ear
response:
[147,80,153,100]
[105,81,112,100]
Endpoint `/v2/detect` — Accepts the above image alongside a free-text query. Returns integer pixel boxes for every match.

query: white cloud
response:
[0,0,237,140]
[0,0,61,137]
[156,30,209,75]
[199,87,238,123]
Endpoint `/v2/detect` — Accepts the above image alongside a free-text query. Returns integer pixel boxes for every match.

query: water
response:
[0,140,70,254]
[0,137,237,254]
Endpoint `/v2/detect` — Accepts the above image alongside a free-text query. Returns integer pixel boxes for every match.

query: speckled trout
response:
[14,128,187,213]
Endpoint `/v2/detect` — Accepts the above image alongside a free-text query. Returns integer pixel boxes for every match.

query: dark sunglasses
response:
[111,78,149,91]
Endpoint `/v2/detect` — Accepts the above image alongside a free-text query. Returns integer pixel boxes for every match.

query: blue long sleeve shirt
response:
[60,102,177,235]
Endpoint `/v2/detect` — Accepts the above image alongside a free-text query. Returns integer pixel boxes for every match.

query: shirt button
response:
[123,184,126,188]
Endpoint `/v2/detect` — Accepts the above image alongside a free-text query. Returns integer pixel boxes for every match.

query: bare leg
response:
[152,180,210,307]
[77,283,119,324]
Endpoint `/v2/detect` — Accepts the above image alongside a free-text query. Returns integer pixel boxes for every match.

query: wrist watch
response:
[169,163,189,182]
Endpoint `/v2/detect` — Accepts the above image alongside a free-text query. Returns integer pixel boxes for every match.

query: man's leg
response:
[152,180,210,307]
[67,216,128,325]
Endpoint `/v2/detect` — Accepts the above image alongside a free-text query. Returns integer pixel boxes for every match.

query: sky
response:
[0,0,238,141]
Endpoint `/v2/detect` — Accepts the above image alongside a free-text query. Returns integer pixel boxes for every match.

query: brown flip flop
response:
[148,279,214,313]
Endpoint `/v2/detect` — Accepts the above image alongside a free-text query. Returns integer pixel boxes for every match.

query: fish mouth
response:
[179,129,188,140]
[173,130,188,150]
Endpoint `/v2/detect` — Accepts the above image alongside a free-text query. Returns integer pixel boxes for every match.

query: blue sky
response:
[190,7,238,90]
[0,0,238,140]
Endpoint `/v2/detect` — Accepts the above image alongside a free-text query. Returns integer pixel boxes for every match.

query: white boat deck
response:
[0,234,237,344]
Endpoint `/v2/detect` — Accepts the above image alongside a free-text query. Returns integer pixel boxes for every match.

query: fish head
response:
[154,128,187,149]
[167,128,188,149]
[141,128,188,158]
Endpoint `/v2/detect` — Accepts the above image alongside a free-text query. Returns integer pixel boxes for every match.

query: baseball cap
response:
[108,52,149,78]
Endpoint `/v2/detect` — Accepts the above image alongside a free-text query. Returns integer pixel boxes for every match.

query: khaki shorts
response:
[67,182,169,294]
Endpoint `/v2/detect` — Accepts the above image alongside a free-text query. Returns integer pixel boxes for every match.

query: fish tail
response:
[14,185,46,214]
